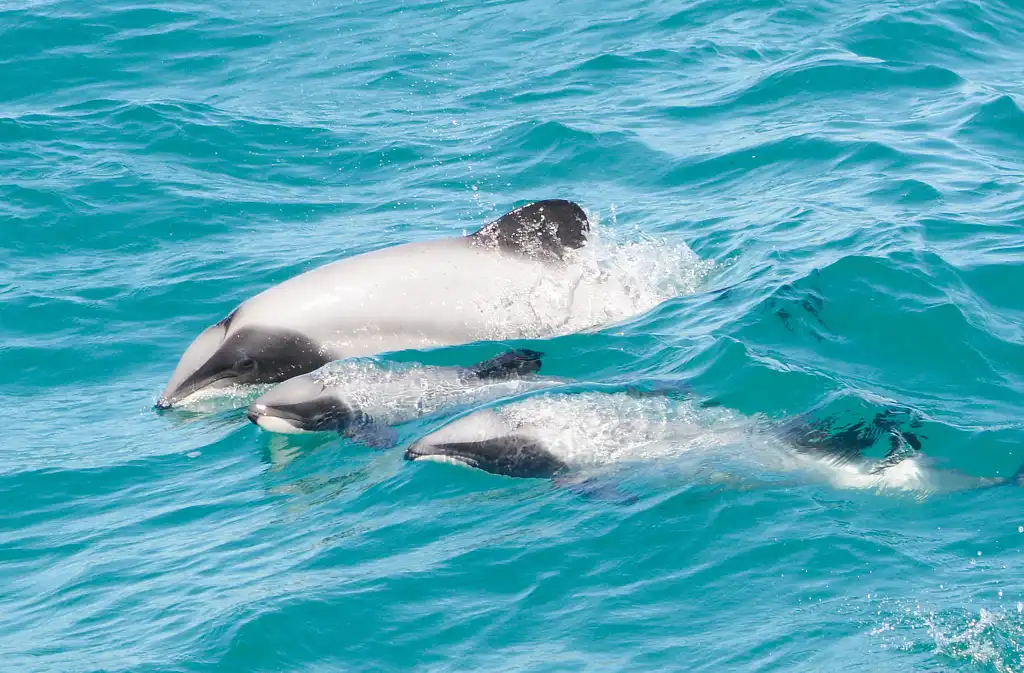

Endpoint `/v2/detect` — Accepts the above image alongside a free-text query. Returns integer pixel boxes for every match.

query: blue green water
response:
[3,0,1024,669]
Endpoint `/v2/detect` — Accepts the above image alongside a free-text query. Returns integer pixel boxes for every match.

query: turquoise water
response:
[3,0,1024,669]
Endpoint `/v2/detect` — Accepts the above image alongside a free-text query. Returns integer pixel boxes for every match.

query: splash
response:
[164,383,271,414]
[305,358,564,426]
[869,597,1024,672]
[531,218,716,337]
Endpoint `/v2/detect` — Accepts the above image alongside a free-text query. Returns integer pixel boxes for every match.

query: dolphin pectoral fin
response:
[344,420,399,449]
[471,200,589,259]
[552,474,638,505]
[469,349,544,380]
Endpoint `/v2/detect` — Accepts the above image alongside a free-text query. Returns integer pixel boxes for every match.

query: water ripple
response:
[3,0,1024,670]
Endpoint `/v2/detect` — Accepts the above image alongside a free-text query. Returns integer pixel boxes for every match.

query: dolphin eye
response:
[236,357,257,374]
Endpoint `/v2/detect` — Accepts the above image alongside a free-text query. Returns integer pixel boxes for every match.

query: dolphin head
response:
[245,372,358,434]
[404,408,568,479]
[157,320,333,408]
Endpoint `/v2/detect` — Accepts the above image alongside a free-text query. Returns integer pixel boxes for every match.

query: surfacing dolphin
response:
[405,391,1024,498]
[156,199,604,408]
[246,349,560,444]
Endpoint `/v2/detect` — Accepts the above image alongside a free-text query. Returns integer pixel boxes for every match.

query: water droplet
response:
[186,451,201,459]
[999,590,1004,598]
[1018,525,1022,533]
[1018,602,1022,613]
[978,551,983,556]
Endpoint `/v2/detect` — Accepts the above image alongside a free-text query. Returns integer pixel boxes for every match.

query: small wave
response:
[957,94,1024,151]
[659,134,915,188]
[844,9,993,64]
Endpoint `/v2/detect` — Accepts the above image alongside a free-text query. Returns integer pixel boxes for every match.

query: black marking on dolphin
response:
[405,435,569,479]
[468,348,543,379]
[245,393,362,433]
[471,199,589,260]
[157,327,332,409]
[779,406,925,465]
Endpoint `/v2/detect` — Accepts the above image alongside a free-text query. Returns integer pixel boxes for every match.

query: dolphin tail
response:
[469,349,544,380]
[957,459,1024,492]
[1004,461,1024,489]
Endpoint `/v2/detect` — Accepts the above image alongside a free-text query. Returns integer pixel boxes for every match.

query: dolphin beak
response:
[154,372,223,409]
[158,321,231,409]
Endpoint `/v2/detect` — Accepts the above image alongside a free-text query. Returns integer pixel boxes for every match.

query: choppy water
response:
[3,0,1024,670]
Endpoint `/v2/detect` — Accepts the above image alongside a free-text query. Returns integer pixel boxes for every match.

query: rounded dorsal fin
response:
[470,199,589,259]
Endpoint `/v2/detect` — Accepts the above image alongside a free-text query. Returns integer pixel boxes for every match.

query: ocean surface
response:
[3,0,1024,670]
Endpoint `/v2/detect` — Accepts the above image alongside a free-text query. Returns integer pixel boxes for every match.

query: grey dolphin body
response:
[157,200,595,408]
[246,349,558,439]
[405,391,1022,496]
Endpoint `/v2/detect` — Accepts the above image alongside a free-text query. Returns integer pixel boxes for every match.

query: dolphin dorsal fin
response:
[870,430,923,474]
[471,200,589,259]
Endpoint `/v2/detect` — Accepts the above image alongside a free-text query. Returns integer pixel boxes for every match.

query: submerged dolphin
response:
[157,200,645,408]
[246,349,558,440]
[405,391,1022,497]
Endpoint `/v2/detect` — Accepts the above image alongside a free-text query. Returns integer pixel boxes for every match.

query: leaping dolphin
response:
[157,200,639,408]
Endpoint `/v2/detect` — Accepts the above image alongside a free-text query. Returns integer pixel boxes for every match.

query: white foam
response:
[307,359,561,427]
[168,383,271,412]
[501,220,715,339]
